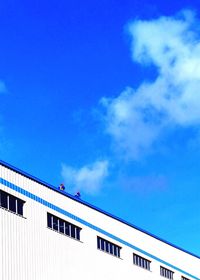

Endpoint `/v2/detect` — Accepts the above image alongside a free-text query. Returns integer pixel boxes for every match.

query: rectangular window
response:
[97,236,121,258]
[160,266,174,279]
[9,195,16,212]
[133,253,151,270]
[47,212,81,241]
[0,190,8,208]
[0,190,25,216]
[59,219,64,234]
[181,277,190,280]
[52,215,59,231]
[17,199,24,216]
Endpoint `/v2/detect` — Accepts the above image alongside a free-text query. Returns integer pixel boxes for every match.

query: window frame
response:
[0,189,25,216]
[97,236,121,258]
[160,266,174,279]
[47,212,82,241]
[133,253,151,271]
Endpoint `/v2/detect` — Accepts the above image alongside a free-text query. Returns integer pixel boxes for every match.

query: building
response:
[0,159,199,280]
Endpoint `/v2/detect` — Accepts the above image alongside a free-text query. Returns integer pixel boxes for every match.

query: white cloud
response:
[102,10,200,159]
[61,160,109,195]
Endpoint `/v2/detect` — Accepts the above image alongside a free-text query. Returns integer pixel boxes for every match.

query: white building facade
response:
[0,160,199,280]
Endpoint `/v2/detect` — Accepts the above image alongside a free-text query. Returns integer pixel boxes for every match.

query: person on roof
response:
[75,191,81,198]
[59,183,65,191]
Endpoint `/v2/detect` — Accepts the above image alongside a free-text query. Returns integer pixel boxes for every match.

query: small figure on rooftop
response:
[59,183,65,191]
[75,191,81,199]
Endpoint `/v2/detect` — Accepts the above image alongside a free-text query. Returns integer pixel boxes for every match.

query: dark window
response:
[100,238,105,251]
[97,236,121,258]
[0,190,8,208]
[9,195,16,212]
[17,200,24,216]
[47,212,81,241]
[114,246,119,257]
[0,190,25,216]
[97,236,101,249]
[65,222,70,236]
[53,216,59,231]
[110,243,113,254]
[76,228,80,240]
[59,220,64,234]
[133,253,151,270]
[70,224,76,238]
[160,266,174,279]
[47,213,52,228]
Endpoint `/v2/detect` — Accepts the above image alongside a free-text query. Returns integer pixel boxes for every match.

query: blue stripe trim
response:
[0,177,199,280]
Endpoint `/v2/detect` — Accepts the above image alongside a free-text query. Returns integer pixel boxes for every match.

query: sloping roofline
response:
[0,159,199,259]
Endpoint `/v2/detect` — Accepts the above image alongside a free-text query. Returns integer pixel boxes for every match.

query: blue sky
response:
[0,0,200,256]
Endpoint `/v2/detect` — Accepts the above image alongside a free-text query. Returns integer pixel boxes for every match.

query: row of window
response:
[97,236,121,258]
[0,190,192,280]
[133,253,151,271]
[160,266,174,279]
[47,212,81,240]
[48,213,190,280]
[0,189,25,216]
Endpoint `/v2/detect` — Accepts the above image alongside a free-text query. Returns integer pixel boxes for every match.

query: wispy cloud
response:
[102,10,200,159]
[61,160,109,195]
